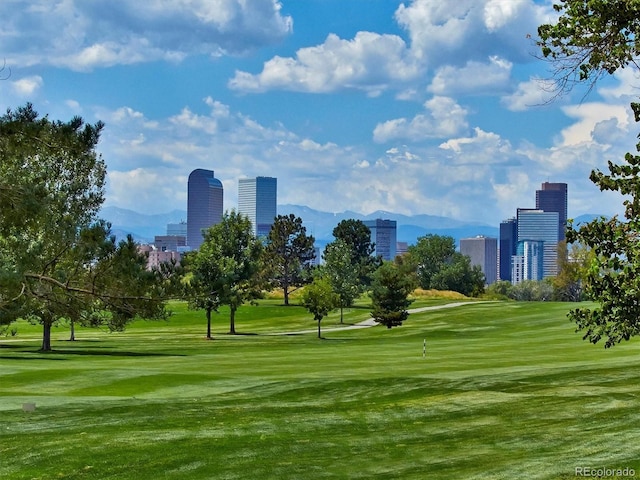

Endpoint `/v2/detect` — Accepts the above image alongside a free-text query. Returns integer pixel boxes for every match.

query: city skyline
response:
[2,1,635,225]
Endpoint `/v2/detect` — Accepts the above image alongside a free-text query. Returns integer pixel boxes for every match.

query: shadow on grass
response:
[0,355,67,360]
[0,344,186,358]
[47,349,186,357]
[319,337,358,341]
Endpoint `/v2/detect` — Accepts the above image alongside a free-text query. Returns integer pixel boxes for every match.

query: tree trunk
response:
[41,320,52,352]
[69,318,76,341]
[206,308,212,339]
[283,285,289,306]
[229,307,236,335]
[317,319,322,339]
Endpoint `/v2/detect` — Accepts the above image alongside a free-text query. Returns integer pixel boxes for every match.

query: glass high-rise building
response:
[460,236,498,285]
[517,208,559,278]
[363,219,397,260]
[499,218,517,282]
[238,177,277,238]
[512,240,544,284]
[536,182,568,241]
[187,169,223,250]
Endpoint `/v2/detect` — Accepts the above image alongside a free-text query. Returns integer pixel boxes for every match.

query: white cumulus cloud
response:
[11,76,43,96]
[0,0,293,70]
[373,96,468,143]
[229,31,419,94]
[429,56,512,96]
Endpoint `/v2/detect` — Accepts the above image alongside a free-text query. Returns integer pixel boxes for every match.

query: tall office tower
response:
[511,240,544,284]
[187,169,223,250]
[499,218,517,282]
[517,208,559,278]
[363,219,397,261]
[238,176,277,237]
[536,182,568,241]
[460,236,498,285]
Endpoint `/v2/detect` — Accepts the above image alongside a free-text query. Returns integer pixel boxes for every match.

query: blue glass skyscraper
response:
[499,218,517,282]
[536,182,568,241]
[187,169,223,250]
[363,219,397,260]
[516,208,559,278]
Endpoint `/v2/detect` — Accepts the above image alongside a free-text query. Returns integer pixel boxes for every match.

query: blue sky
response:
[1,0,637,226]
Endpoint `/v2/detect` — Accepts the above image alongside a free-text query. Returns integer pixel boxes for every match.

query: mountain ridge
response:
[99,205,601,247]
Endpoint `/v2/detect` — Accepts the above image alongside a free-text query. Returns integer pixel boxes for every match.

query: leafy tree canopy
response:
[332,219,375,263]
[430,252,485,298]
[406,234,457,290]
[302,277,338,339]
[567,104,640,346]
[538,3,640,346]
[320,238,362,324]
[0,104,168,351]
[538,0,640,95]
[188,210,263,336]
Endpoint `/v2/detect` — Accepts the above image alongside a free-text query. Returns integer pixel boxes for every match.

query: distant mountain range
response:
[99,205,603,248]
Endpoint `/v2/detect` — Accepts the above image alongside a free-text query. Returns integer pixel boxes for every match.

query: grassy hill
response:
[1,300,639,479]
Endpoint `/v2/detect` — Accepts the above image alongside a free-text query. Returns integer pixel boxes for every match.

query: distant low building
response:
[167,221,187,237]
[147,249,181,270]
[154,235,186,252]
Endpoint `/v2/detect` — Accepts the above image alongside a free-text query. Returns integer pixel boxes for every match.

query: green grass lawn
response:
[1,300,640,479]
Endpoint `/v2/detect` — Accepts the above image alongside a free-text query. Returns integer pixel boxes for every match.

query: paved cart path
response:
[268,301,492,336]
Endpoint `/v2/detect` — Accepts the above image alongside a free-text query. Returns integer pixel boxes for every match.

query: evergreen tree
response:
[264,214,315,306]
[370,262,414,329]
[0,104,168,351]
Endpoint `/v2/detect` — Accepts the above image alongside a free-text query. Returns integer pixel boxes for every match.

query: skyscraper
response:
[460,236,498,285]
[517,208,559,278]
[499,218,517,282]
[536,182,568,241]
[363,219,397,260]
[512,240,544,284]
[187,169,223,250]
[238,176,277,238]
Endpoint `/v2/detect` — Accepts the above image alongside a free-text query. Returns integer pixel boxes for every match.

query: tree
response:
[537,0,640,96]
[370,261,414,329]
[430,253,485,297]
[552,240,592,301]
[538,4,640,346]
[264,214,315,306]
[0,104,167,351]
[406,235,457,290]
[302,277,338,339]
[567,115,640,346]
[321,239,362,324]
[188,210,263,336]
[485,280,514,300]
[510,279,555,302]
[332,219,379,285]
